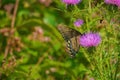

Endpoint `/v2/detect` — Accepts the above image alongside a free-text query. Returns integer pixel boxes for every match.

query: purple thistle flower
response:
[104,0,120,7]
[104,0,113,4]
[62,0,82,5]
[79,32,101,47]
[74,19,84,27]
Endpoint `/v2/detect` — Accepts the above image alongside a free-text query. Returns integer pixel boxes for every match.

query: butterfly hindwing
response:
[57,24,81,57]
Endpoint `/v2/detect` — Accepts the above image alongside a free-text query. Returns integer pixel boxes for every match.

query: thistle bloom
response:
[74,19,84,27]
[104,0,120,7]
[62,0,82,5]
[79,32,101,47]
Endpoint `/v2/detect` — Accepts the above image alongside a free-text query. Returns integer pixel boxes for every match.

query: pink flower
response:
[79,32,101,47]
[62,0,82,5]
[74,19,84,27]
[105,0,120,7]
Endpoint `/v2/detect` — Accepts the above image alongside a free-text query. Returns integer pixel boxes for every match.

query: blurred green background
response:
[0,0,89,80]
[0,0,120,80]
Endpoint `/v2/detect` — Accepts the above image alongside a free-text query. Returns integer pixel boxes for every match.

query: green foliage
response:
[0,0,120,80]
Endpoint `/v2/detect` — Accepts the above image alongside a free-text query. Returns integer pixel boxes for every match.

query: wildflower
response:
[104,0,120,7]
[74,19,84,27]
[62,0,82,5]
[104,0,113,4]
[79,32,101,47]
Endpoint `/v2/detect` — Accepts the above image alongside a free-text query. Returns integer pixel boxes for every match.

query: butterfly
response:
[57,24,82,57]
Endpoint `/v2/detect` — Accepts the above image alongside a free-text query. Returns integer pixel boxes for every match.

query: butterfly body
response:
[57,24,81,57]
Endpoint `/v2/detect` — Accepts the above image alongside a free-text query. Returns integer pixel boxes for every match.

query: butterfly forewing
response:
[57,24,81,57]
[57,24,81,39]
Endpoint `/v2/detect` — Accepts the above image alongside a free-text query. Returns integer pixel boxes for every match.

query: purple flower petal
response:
[74,19,84,27]
[104,0,120,7]
[62,0,82,5]
[79,32,101,47]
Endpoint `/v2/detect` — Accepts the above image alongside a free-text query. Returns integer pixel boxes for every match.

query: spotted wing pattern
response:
[57,24,82,57]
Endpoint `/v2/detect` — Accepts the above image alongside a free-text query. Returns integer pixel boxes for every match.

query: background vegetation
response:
[0,0,120,80]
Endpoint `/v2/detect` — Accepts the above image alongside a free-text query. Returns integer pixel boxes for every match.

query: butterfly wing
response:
[57,24,81,57]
